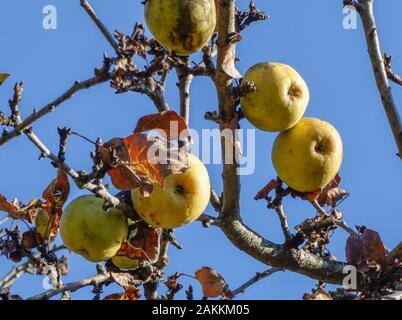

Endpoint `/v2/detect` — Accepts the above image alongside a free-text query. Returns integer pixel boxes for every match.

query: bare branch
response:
[80,0,119,51]
[24,129,135,219]
[0,262,35,289]
[0,68,111,148]
[354,0,402,160]
[274,205,293,244]
[231,268,282,297]
[383,54,402,86]
[210,189,222,212]
[197,214,221,228]
[177,66,194,125]
[27,272,111,300]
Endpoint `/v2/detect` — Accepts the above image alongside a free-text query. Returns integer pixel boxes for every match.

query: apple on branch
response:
[144,0,216,55]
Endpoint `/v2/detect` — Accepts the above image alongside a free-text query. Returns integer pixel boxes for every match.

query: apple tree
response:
[0,0,402,300]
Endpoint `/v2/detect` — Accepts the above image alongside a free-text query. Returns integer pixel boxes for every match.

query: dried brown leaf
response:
[195,267,229,298]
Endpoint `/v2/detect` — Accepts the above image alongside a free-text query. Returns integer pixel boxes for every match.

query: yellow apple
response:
[144,0,216,55]
[240,62,310,132]
[35,209,51,240]
[272,118,343,192]
[111,256,139,270]
[60,195,128,263]
[111,221,140,270]
[132,153,210,229]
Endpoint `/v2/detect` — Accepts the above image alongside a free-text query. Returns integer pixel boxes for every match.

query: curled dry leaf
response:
[41,170,70,238]
[361,229,386,266]
[134,111,191,141]
[300,174,349,206]
[254,179,280,200]
[345,228,386,270]
[317,174,349,207]
[102,133,188,197]
[303,288,332,300]
[220,38,242,79]
[115,223,161,263]
[194,267,232,298]
[103,286,142,301]
[0,73,10,86]
[346,235,365,268]
[0,194,43,222]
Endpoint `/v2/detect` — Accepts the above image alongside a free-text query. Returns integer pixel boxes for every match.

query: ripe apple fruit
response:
[35,209,51,240]
[272,118,343,192]
[240,62,310,132]
[132,153,210,229]
[111,221,139,270]
[144,0,216,55]
[60,195,128,263]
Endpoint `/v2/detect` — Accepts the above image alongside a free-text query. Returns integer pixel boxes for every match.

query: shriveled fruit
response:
[241,62,309,132]
[60,195,128,263]
[272,118,343,192]
[144,0,216,55]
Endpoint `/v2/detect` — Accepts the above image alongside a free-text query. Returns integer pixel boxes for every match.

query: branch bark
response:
[355,0,402,160]
[177,67,194,125]
[80,0,119,51]
[231,267,282,297]
[27,273,112,300]
[24,129,135,218]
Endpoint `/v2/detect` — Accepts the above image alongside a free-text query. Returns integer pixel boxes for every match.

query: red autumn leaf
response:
[195,267,230,298]
[361,229,387,265]
[41,170,70,238]
[299,174,347,205]
[0,73,10,86]
[303,288,332,300]
[134,111,191,141]
[254,179,280,200]
[346,235,364,267]
[115,223,161,263]
[103,286,141,301]
[0,194,16,216]
[317,174,349,207]
[102,134,188,196]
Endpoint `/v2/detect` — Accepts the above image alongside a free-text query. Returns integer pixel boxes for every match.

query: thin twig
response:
[0,71,111,148]
[210,189,222,212]
[274,205,293,243]
[27,273,112,300]
[24,129,135,219]
[0,216,9,226]
[80,0,119,51]
[383,54,402,86]
[197,214,221,228]
[176,67,194,125]
[230,268,282,297]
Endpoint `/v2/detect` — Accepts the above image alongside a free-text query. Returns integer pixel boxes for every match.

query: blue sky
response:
[1,0,402,300]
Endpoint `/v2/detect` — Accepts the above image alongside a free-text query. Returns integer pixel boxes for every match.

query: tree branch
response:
[0,68,111,148]
[354,0,402,160]
[24,129,135,219]
[80,0,119,51]
[274,205,293,244]
[27,272,111,300]
[384,54,402,86]
[177,67,194,125]
[231,267,282,297]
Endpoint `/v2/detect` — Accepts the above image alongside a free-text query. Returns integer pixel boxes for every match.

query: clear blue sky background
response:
[1,0,401,300]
